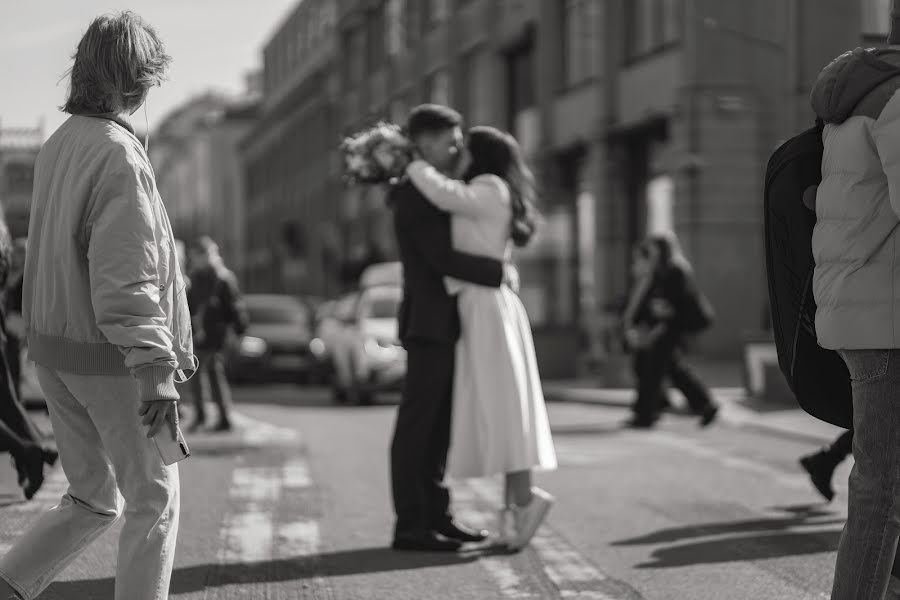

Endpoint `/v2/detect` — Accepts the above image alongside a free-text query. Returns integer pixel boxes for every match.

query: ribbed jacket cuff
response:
[134,365,179,402]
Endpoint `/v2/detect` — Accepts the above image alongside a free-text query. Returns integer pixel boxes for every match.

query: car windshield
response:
[362,295,400,319]
[246,299,308,324]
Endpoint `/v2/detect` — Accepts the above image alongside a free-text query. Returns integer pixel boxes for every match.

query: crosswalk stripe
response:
[461,478,644,600]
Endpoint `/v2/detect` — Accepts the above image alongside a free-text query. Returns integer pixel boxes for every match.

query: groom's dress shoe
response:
[392,530,462,552]
[434,520,489,543]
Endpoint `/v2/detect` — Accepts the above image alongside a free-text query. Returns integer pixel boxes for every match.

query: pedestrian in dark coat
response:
[622,231,718,429]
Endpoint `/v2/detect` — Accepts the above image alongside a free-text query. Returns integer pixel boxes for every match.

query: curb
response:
[544,386,841,446]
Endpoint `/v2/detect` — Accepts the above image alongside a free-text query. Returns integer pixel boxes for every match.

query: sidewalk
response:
[544,358,845,445]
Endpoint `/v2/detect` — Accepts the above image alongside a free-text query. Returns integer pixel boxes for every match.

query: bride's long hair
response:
[464,126,539,247]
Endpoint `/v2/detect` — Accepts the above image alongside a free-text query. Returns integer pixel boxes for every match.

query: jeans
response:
[0,366,180,600]
[190,349,233,427]
[832,349,900,599]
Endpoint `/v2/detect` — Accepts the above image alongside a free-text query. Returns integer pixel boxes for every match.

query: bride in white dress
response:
[403,126,557,550]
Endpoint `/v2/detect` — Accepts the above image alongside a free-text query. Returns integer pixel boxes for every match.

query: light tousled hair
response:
[61,11,171,115]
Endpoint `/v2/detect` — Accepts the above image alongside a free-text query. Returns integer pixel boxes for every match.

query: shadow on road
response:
[43,545,505,596]
[550,423,629,437]
[0,493,25,508]
[633,529,843,568]
[613,505,843,546]
[612,504,844,569]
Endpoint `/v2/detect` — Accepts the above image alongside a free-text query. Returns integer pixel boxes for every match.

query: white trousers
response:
[0,365,180,600]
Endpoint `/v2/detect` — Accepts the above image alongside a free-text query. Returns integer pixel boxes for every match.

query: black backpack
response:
[763,121,853,429]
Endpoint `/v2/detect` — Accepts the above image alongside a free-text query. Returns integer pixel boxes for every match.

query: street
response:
[0,385,846,600]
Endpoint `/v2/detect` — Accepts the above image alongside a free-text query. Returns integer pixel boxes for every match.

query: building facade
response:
[247,0,890,378]
[150,92,259,282]
[0,122,43,240]
[240,0,344,299]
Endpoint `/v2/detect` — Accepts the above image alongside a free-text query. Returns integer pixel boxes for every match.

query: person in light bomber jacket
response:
[0,12,196,600]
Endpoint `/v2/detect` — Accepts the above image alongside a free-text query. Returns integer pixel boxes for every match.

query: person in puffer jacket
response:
[0,12,196,600]
[811,45,900,600]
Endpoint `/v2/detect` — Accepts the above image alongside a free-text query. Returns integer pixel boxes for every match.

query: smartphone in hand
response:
[153,424,190,466]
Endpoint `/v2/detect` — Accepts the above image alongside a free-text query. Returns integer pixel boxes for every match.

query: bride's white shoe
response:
[492,506,514,545]
[507,487,554,551]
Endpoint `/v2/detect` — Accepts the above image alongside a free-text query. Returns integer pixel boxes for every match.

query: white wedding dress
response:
[406,160,557,479]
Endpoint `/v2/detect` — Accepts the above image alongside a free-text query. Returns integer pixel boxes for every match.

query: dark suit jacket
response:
[390,178,503,345]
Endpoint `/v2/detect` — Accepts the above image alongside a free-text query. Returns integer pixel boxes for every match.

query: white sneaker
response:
[492,506,514,545]
[508,487,554,550]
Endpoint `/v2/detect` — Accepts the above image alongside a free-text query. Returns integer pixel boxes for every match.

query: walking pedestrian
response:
[622,232,718,429]
[4,238,26,403]
[799,430,853,502]
[0,221,57,501]
[388,104,514,552]
[0,12,196,600]
[809,42,900,599]
[401,125,558,550]
[187,236,246,433]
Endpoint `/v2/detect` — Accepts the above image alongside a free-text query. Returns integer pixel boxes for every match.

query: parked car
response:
[330,263,406,404]
[226,293,314,384]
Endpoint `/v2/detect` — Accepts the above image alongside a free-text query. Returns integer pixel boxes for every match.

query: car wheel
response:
[329,371,348,404]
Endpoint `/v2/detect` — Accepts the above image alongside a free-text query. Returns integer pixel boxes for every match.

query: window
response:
[367,3,386,71]
[425,0,450,29]
[562,0,601,87]
[245,299,310,324]
[404,0,421,48]
[389,95,409,124]
[625,0,683,61]
[386,0,405,56]
[427,69,451,105]
[863,0,891,35]
[461,49,493,125]
[506,40,536,130]
[344,26,366,88]
[361,292,401,319]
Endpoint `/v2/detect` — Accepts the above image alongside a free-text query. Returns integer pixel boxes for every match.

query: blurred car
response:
[330,263,406,404]
[226,293,314,384]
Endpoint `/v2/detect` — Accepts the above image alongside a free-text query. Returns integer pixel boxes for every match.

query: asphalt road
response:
[0,384,846,599]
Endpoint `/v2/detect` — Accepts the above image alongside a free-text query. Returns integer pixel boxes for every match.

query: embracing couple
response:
[386,104,557,553]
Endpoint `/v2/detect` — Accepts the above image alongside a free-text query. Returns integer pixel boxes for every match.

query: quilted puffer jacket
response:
[811,47,900,349]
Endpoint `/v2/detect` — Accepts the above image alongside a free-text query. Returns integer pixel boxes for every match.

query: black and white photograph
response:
[0,0,897,598]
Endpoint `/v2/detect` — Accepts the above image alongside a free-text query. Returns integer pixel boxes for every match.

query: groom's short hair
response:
[406,104,462,139]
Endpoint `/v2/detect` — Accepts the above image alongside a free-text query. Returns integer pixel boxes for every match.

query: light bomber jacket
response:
[24,114,197,402]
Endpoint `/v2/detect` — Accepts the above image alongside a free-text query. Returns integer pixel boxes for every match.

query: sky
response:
[0,1,300,137]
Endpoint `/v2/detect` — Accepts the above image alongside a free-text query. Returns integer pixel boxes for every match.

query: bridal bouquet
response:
[340,122,414,186]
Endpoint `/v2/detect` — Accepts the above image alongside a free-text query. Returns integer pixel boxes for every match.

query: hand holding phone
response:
[140,400,190,465]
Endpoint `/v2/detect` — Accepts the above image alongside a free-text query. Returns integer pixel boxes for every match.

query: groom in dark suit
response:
[389,104,508,551]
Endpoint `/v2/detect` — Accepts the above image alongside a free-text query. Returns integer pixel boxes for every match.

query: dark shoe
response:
[18,445,46,501]
[624,416,656,429]
[699,405,719,428]
[434,520,489,543]
[11,456,25,486]
[392,530,462,552]
[800,452,837,502]
[213,421,233,432]
[659,395,674,412]
[42,447,58,467]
